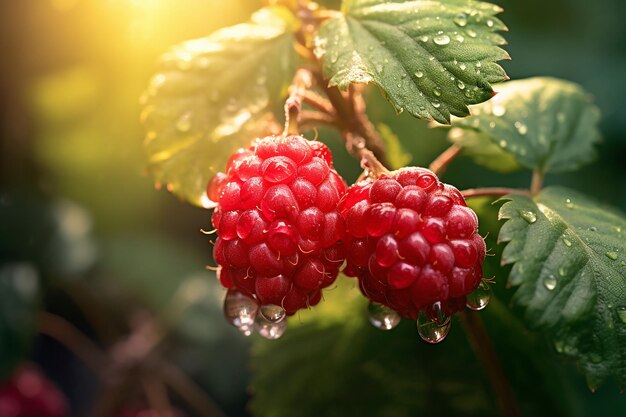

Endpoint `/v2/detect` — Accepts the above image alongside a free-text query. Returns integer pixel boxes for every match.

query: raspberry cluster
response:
[339,167,486,320]
[209,135,347,315]
[0,364,69,417]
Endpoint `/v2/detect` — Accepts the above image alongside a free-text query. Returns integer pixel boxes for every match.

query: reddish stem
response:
[429,144,462,176]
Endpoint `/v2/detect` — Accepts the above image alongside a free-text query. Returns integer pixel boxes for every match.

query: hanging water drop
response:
[417,310,451,344]
[414,70,424,78]
[454,13,468,27]
[430,301,450,326]
[514,121,528,135]
[255,314,287,340]
[260,304,286,323]
[466,29,477,38]
[544,275,557,290]
[223,288,259,334]
[367,302,401,330]
[466,281,491,310]
[433,34,451,46]
[520,210,537,224]
[457,80,465,90]
[486,19,494,28]
[433,87,442,97]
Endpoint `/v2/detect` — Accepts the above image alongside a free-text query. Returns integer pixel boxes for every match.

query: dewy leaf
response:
[141,6,296,206]
[498,187,626,389]
[447,126,521,172]
[453,77,601,173]
[316,0,509,123]
[0,263,40,379]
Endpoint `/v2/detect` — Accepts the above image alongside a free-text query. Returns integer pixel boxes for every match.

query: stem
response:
[299,110,337,131]
[429,144,462,176]
[530,170,544,195]
[142,377,174,417]
[461,188,530,199]
[284,69,313,135]
[302,90,335,115]
[459,311,521,417]
[345,132,389,177]
[38,312,110,378]
[158,359,228,417]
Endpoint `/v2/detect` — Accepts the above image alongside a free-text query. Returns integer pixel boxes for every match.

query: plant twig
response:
[158,359,228,417]
[530,170,544,195]
[429,144,462,176]
[461,188,530,199]
[284,69,314,135]
[459,311,521,417]
[302,90,335,115]
[38,312,110,378]
[299,110,337,131]
[344,132,390,177]
[142,377,175,417]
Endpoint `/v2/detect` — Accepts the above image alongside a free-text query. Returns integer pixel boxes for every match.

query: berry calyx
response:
[339,167,486,326]
[210,135,347,325]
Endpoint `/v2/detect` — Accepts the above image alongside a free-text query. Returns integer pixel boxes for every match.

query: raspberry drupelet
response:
[209,135,347,322]
[339,167,486,328]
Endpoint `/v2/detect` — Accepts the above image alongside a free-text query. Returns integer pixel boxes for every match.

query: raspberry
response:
[0,364,69,417]
[339,167,486,330]
[209,135,347,333]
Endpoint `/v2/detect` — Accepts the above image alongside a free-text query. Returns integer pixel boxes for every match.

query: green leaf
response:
[141,6,297,206]
[452,77,601,173]
[498,186,626,389]
[316,0,509,123]
[448,126,521,172]
[0,263,40,378]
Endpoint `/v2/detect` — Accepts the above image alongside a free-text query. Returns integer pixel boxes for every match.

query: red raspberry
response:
[0,364,69,417]
[339,167,486,324]
[209,135,347,321]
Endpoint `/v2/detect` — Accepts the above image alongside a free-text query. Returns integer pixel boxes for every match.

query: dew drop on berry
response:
[367,302,401,330]
[260,304,286,323]
[223,288,258,333]
[417,309,451,344]
[466,281,491,310]
[262,156,297,183]
[255,313,288,339]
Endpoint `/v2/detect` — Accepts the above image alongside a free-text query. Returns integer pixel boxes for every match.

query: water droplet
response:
[520,210,537,224]
[454,13,468,27]
[431,101,441,108]
[615,226,622,233]
[489,121,496,129]
[492,105,506,116]
[260,304,286,323]
[486,19,494,28]
[455,34,465,43]
[459,63,467,70]
[605,251,618,260]
[475,61,482,68]
[589,226,597,232]
[544,275,557,290]
[433,34,451,45]
[176,113,192,133]
[498,139,507,148]
[514,121,528,135]
[430,301,450,326]
[367,302,401,330]
[417,310,451,344]
[457,80,465,90]
[223,289,259,334]
[466,29,477,38]
[420,35,429,42]
[562,237,572,247]
[616,306,626,323]
[433,87,442,97]
[466,281,491,310]
[414,70,424,78]
[565,198,574,209]
[255,314,287,340]
[558,266,567,277]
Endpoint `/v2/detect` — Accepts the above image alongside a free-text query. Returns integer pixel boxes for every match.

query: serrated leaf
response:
[448,126,521,172]
[316,0,509,123]
[141,6,296,206]
[0,263,40,378]
[498,186,626,389]
[453,77,601,173]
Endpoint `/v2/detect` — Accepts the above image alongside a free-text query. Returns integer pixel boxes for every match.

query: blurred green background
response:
[1,0,625,416]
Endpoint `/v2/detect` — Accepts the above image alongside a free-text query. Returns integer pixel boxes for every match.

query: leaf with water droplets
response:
[316,0,509,123]
[498,186,626,389]
[141,6,296,206]
[451,77,601,174]
[447,126,522,172]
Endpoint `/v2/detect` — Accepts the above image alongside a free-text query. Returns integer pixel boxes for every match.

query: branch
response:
[38,312,110,378]
[461,188,530,199]
[344,132,389,178]
[429,144,462,176]
[284,69,313,135]
[530,170,544,195]
[299,110,337,131]
[459,312,521,417]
